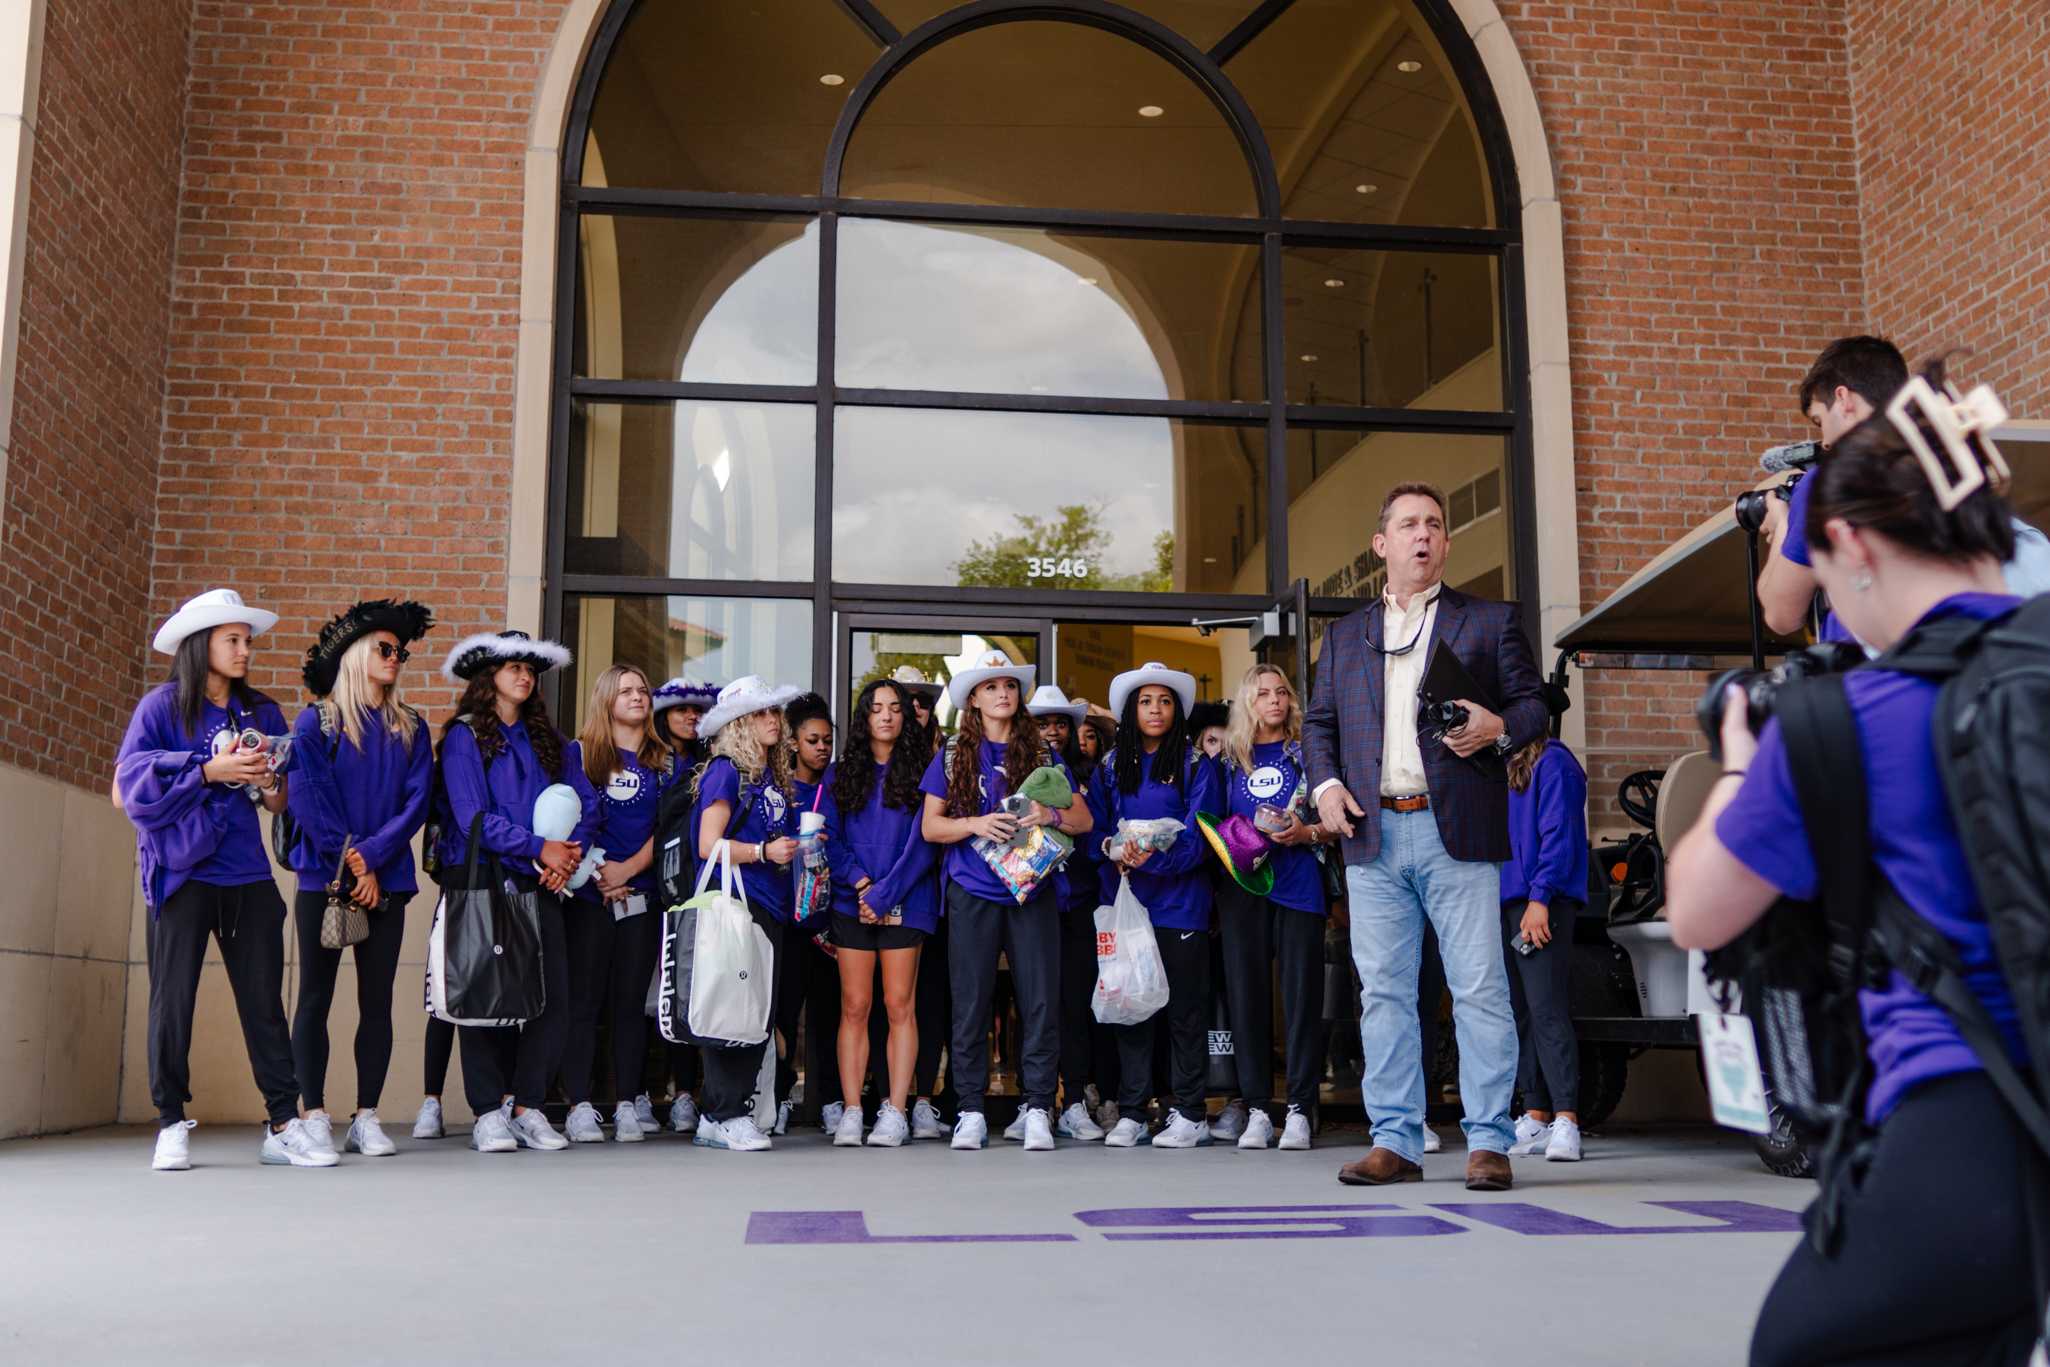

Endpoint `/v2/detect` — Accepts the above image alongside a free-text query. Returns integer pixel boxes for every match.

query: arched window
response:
[553,0,1528,715]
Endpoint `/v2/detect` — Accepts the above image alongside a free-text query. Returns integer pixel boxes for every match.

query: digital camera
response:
[1694,643,1864,761]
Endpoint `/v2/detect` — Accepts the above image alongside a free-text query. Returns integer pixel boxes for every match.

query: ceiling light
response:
[1323,278,1345,288]
[1354,183,1378,195]
[711,448,732,492]
[819,73,845,86]
[1397,59,1422,73]
[1299,353,1319,363]
[1201,556,1218,564]
[1137,105,1164,118]
[1077,276,1099,286]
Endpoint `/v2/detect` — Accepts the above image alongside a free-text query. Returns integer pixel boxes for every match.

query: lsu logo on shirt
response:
[1245,765,1288,802]
[606,767,644,804]
[761,784,790,828]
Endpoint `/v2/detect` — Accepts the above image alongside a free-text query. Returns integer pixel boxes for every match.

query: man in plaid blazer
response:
[1305,482,1548,1190]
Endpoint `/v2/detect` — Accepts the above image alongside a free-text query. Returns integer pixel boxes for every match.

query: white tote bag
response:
[686,839,776,1046]
[1092,875,1172,1026]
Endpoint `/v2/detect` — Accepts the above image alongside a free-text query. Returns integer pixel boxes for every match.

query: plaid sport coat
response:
[1303,586,1547,865]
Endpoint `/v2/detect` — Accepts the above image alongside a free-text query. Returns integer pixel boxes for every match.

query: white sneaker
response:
[910,1098,946,1141]
[346,1110,396,1157]
[834,1105,866,1147]
[302,1110,338,1156]
[1238,1107,1275,1149]
[509,1107,569,1152]
[1002,1108,1028,1142]
[470,1108,517,1153]
[152,1119,197,1170]
[822,1100,846,1135]
[695,1114,772,1151]
[261,1118,340,1167]
[1153,1109,1212,1149]
[1211,1099,1248,1142]
[1509,1114,1551,1156]
[1278,1106,1312,1150]
[412,1096,444,1140]
[867,1102,909,1148]
[1103,1116,1147,1148]
[633,1092,658,1131]
[1422,1123,1443,1154]
[669,1093,699,1134]
[613,1101,646,1143]
[773,1100,793,1137]
[1022,1107,1055,1151]
[1545,1116,1583,1162]
[564,1102,605,1144]
[1056,1102,1105,1141]
[951,1112,988,1151]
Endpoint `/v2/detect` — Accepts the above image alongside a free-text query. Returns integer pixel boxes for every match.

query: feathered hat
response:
[441,629,572,683]
[302,599,435,697]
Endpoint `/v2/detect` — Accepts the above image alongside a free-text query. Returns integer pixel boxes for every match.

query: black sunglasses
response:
[372,641,411,663]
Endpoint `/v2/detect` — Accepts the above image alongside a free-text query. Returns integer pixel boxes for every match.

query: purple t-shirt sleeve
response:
[1711,720,1818,901]
[699,758,739,811]
[1780,473,1813,567]
[918,752,948,801]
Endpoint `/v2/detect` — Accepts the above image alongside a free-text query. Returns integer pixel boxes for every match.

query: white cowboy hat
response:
[700,675,803,739]
[1108,661,1197,719]
[152,588,279,656]
[441,629,572,683]
[946,649,1036,710]
[1025,684,1088,725]
[888,664,944,700]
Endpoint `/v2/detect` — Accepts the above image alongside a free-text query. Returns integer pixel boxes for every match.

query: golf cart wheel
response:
[1752,1094,1815,1179]
[1576,1043,1629,1128]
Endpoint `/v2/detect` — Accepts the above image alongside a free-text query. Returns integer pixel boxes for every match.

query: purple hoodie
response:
[285,703,435,895]
[115,683,286,909]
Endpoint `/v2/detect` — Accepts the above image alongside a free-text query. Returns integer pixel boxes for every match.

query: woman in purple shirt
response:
[825,678,936,1147]
[560,665,672,1145]
[284,599,435,1162]
[433,629,592,1156]
[1088,662,1224,1151]
[114,589,332,1172]
[1668,371,2039,1367]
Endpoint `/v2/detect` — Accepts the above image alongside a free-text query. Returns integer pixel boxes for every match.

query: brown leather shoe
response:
[1337,1146,1423,1186]
[1465,1149,1513,1191]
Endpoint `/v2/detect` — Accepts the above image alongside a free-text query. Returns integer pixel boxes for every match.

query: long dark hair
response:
[1806,355,2016,566]
[440,672,565,780]
[169,629,264,736]
[1113,687,1190,797]
[835,680,928,813]
[945,683,1042,817]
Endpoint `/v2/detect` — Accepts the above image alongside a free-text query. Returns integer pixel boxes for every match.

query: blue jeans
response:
[1347,807,1517,1160]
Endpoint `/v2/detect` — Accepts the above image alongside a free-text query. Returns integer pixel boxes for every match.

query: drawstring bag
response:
[426,813,546,1025]
[1092,875,1170,1025]
[686,839,776,1046]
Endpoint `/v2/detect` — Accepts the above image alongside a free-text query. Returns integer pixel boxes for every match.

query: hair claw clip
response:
[1885,374,2011,511]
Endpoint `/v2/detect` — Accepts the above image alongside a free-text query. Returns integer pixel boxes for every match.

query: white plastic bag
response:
[686,839,776,1045]
[1092,876,1171,1026]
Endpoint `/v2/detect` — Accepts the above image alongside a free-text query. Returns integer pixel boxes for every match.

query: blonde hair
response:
[578,665,669,791]
[329,634,421,751]
[1224,663,1300,773]
[696,706,790,806]
[1508,736,1549,793]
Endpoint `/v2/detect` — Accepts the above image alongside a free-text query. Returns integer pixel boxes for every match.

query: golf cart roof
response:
[1555,423,2050,658]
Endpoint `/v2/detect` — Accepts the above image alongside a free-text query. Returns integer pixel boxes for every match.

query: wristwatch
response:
[1493,733,1515,756]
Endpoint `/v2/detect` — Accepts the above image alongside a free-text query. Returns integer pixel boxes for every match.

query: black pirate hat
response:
[301,599,435,697]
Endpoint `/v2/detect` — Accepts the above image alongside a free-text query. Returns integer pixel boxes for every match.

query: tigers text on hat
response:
[1025,684,1088,725]
[699,675,803,739]
[946,650,1036,710]
[152,589,279,656]
[441,630,572,683]
[1885,375,2012,511]
[1108,661,1197,718]
[652,677,720,714]
[302,599,435,697]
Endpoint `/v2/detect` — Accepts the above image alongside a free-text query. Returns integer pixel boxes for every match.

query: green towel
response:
[1017,764,1075,810]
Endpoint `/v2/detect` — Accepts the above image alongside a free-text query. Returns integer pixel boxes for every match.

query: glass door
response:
[837,614,1049,726]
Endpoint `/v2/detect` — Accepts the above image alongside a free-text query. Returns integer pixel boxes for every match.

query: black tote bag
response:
[433,813,547,1024]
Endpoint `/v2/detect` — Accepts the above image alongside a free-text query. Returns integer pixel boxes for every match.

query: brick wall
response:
[0,0,194,784]
[152,0,563,737]
[1496,0,1865,819]
[1849,0,2050,417]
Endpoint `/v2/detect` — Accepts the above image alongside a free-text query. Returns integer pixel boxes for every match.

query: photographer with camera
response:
[1755,336,2050,642]
[1670,361,2046,1367]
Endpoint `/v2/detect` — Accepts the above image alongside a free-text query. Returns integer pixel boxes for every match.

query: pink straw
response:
[810,783,825,813]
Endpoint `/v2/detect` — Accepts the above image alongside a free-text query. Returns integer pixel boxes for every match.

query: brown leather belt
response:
[1380,794,1430,813]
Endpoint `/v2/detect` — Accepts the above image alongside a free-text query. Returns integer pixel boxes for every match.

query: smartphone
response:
[1512,932,1538,956]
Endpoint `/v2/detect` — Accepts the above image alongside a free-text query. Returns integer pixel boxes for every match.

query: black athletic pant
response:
[1751,1072,2045,1367]
[608,908,660,1104]
[424,1015,455,1096]
[1217,882,1327,1112]
[559,899,615,1105]
[290,887,406,1113]
[1501,897,1579,1112]
[914,915,952,1101]
[698,903,792,1123]
[1057,904,1102,1106]
[1112,922,1210,1119]
[948,883,1061,1113]
[148,879,300,1127]
[456,893,570,1113]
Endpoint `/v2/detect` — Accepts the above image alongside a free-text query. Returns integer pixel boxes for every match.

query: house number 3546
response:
[1025,556,1089,580]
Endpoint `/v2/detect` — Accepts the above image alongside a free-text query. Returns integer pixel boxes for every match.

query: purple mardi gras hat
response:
[1194,811,1275,897]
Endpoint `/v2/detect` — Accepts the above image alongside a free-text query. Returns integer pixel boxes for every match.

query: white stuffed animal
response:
[532,783,605,892]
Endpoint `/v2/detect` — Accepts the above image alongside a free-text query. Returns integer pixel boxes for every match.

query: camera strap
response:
[1777,677,1875,991]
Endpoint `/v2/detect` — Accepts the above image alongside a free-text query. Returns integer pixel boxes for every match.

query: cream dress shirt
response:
[1377,582,1440,797]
